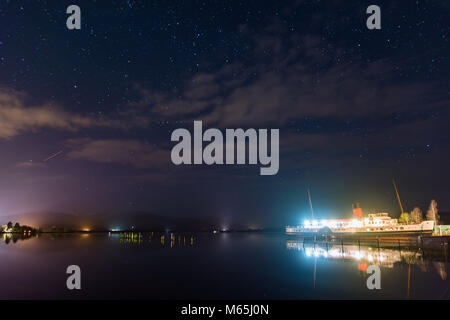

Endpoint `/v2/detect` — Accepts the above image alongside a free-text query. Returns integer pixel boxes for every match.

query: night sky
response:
[0,0,448,228]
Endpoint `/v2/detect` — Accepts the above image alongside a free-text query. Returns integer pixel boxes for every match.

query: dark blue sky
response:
[0,0,448,228]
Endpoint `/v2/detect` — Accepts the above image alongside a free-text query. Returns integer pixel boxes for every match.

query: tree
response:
[12,222,21,233]
[399,212,412,225]
[410,207,423,224]
[426,199,440,224]
[7,221,12,229]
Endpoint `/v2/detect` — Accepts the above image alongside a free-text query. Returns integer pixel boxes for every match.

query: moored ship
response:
[286,212,435,237]
[286,181,436,237]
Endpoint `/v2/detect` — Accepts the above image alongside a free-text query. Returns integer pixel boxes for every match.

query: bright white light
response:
[329,249,340,257]
[352,251,363,260]
[305,248,312,257]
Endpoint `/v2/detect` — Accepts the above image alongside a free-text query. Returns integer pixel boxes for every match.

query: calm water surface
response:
[0,232,448,299]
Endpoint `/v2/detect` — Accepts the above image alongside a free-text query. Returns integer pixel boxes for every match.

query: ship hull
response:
[286,230,433,237]
[286,217,435,238]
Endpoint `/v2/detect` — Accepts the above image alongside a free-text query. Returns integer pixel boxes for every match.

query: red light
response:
[358,262,368,272]
[353,207,363,218]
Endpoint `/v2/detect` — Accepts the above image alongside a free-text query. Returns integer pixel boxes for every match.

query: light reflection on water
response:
[287,240,447,277]
[0,232,448,299]
[118,232,196,247]
[286,238,450,299]
[0,231,197,247]
[287,239,448,281]
[1,233,35,244]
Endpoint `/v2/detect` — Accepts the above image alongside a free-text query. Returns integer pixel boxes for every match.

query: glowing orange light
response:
[358,262,368,272]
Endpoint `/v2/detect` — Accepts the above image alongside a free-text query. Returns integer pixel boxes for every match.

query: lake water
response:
[0,232,448,299]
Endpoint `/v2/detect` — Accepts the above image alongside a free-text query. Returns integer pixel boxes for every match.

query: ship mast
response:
[307,187,317,289]
[307,188,315,219]
[392,179,405,213]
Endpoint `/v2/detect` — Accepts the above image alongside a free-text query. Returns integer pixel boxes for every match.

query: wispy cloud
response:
[0,87,111,139]
[126,31,447,128]
[16,161,47,168]
[66,138,170,168]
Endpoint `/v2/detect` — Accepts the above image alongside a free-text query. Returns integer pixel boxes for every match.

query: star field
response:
[0,0,448,227]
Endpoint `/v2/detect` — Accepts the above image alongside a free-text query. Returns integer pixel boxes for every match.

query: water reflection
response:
[0,233,447,299]
[287,239,448,280]
[0,231,197,248]
[0,233,36,244]
[117,232,195,247]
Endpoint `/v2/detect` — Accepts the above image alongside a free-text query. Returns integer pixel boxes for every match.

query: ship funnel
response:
[353,202,363,218]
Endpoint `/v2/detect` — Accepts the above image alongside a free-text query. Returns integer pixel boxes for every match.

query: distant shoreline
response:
[1,229,285,234]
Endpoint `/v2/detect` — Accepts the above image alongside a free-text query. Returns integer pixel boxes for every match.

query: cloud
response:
[66,138,170,168]
[126,74,222,118]
[16,161,47,168]
[279,108,450,173]
[0,87,110,139]
[127,32,448,128]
